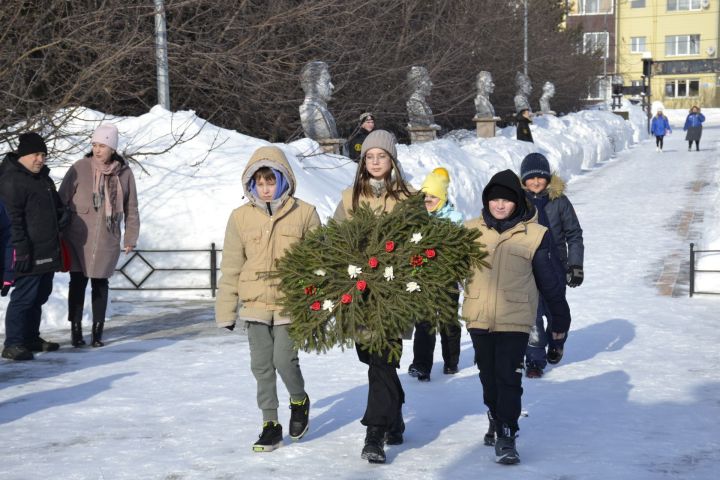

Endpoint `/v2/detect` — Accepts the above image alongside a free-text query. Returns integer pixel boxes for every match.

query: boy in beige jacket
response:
[215,146,320,452]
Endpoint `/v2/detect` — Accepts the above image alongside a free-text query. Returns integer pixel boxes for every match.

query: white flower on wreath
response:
[410,232,423,244]
[347,265,362,279]
[383,266,394,281]
[405,281,421,292]
[322,299,334,312]
[313,269,326,277]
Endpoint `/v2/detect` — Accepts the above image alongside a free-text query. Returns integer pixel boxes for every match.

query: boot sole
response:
[484,435,495,446]
[361,451,386,464]
[252,440,282,452]
[496,454,520,465]
[289,423,309,441]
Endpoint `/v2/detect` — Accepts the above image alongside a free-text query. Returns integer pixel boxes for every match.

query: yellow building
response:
[616,0,720,108]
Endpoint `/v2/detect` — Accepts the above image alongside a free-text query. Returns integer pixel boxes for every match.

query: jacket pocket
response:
[276,224,303,256]
[500,289,533,327]
[461,294,486,323]
[504,244,532,273]
[237,270,262,303]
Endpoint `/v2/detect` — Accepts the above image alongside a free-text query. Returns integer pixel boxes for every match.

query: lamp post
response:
[611,75,624,110]
[641,53,653,134]
[154,0,170,110]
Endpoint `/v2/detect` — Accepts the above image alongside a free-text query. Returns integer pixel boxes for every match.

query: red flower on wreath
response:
[410,255,425,267]
[356,280,367,292]
[341,293,353,304]
[304,285,317,295]
[425,248,436,259]
[385,241,395,253]
[310,301,321,311]
[368,257,379,269]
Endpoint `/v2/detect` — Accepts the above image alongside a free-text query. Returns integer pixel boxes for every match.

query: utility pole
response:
[523,0,528,76]
[154,0,170,110]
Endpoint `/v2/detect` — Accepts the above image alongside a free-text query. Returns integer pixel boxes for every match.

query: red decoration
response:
[310,301,321,311]
[410,255,424,267]
[341,293,353,304]
[356,280,367,291]
[425,249,436,259]
[304,285,317,295]
[385,241,395,252]
[368,257,379,269]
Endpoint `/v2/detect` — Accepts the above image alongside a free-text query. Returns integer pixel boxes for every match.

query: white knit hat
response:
[91,124,119,150]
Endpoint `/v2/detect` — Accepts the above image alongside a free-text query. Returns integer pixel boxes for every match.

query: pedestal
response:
[612,111,629,120]
[318,138,345,155]
[472,117,499,138]
[407,125,440,144]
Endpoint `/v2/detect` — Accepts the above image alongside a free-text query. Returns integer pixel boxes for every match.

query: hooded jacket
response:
[215,146,321,327]
[462,170,570,335]
[58,154,140,279]
[650,114,671,137]
[0,153,66,276]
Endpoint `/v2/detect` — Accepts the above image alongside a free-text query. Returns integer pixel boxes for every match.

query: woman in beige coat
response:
[59,124,140,348]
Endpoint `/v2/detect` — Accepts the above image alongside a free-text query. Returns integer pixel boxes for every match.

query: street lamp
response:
[641,53,653,133]
[611,75,624,110]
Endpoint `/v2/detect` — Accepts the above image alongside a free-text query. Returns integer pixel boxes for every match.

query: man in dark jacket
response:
[0,132,67,360]
[516,109,533,143]
[346,112,375,161]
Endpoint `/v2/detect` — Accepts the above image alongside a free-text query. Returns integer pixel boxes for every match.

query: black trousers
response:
[3,273,54,347]
[412,321,461,373]
[68,272,109,324]
[470,330,529,433]
[655,135,664,149]
[688,140,700,150]
[356,341,405,430]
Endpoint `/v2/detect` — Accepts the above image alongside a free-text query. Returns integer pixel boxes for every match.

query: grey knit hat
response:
[360,129,397,161]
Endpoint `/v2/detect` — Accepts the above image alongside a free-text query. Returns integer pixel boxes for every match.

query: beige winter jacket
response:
[58,155,140,279]
[333,185,413,221]
[215,146,321,327]
[462,212,546,333]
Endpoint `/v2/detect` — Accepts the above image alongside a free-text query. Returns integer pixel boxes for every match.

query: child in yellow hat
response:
[407,167,464,381]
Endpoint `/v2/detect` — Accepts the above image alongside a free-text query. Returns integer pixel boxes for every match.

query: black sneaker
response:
[2,345,34,361]
[417,371,430,382]
[289,396,310,440]
[495,425,520,465]
[408,364,421,377]
[443,364,459,375]
[361,426,386,464]
[547,347,563,365]
[26,337,60,352]
[483,411,496,446]
[525,365,543,378]
[253,421,283,452]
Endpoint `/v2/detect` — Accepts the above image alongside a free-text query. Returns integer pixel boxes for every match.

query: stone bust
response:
[513,72,532,114]
[299,61,338,140]
[474,71,496,118]
[406,66,438,128]
[539,81,556,113]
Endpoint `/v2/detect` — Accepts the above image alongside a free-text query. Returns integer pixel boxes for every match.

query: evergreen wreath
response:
[275,194,489,360]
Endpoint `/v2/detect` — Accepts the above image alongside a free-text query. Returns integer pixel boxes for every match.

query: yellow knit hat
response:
[421,168,450,211]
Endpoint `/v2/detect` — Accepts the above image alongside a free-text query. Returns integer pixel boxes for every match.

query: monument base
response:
[407,125,440,144]
[318,138,345,155]
[537,111,556,117]
[612,111,629,120]
[472,117,500,138]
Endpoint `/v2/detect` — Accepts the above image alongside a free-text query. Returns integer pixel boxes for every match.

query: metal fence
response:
[689,243,720,297]
[112,243,221,297]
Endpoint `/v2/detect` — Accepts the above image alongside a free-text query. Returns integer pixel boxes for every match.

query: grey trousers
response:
[247,322,306,422]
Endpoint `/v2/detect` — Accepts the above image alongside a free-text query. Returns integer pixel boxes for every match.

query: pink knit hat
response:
[91,124,119,150]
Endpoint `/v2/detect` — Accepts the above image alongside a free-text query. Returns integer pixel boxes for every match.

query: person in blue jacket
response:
[520,153,583,378]
[683,106,705,152]
[650,109,671,153]
[407,167,463,382]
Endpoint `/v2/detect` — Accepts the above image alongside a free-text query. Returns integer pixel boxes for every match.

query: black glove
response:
[1,281,12,297]
[14,254,31,274]
[57,205,71,231]
[224,324,235,331]
[566,265,583,288]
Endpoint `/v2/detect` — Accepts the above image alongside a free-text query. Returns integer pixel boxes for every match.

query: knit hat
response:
[520,152,551,183]
[421,167,450,211]
[16,132,47,157]
[359,112,374,124]
[91,124,119,150]
[360,129,397,161]
[482,169,524,211]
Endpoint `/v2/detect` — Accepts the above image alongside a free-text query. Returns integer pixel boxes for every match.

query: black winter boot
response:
[91,321,105,347]
[361,426,386,464]
[71,322,86,347]
[289,395,310,440]
[495,424,520,465]
[484,411,496,446]
[385,410,405,445]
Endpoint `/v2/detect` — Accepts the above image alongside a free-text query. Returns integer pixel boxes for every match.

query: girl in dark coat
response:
[683,106,705,151]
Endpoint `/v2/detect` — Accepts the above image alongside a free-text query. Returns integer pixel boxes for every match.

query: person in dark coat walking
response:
[516,109,533,143]
[683,106,705,151]
[346,112,375,161]
[0,133,67,361]
[520,153,583,378]
[1,198,12,296]
[463,169,571,465]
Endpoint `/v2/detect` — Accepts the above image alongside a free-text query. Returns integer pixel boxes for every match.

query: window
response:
[665,35,700,56]
[584,32,609,58]
[665,79,700,97]
[631,37,646,53]
[578,0,613,14]
[667,0,702,11]
[587,76,609,99]
[631,0,646,7]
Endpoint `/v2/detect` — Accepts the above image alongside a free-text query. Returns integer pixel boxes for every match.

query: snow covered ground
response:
[1,107,720,479]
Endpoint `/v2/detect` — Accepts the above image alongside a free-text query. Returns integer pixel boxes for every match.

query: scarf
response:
[92,156,124,232]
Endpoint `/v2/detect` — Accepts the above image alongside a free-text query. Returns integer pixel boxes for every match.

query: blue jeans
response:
[3,273,54,347]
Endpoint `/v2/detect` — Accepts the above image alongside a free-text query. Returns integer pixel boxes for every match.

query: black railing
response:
[112,243,221,297]
[689,243,720,297]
